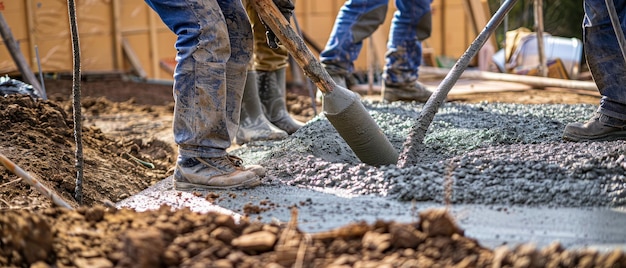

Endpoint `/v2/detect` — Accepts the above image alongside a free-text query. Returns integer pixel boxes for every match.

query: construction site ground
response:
[1,74,626,267]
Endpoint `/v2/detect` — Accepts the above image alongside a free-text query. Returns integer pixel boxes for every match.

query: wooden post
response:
[112,0,123,71]
[148,10,159,79]
[534,0,547,77]
[25,0,37,70]
[0,12,44,98]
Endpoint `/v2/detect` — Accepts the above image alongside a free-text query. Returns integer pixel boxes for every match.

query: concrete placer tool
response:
[398,0,520,168]
[253,0,398,166]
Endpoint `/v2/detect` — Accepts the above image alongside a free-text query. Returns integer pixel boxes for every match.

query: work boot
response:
[382,81,432,102]
[174,155,264,191]
[258,68,305,134]
[563,112,626,142]
[227,154,266,177]
[236,71,288,145]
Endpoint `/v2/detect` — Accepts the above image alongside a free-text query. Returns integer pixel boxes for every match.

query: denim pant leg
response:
[382,0,431,86]
[145,0,252,158]
[220,0,254,143]
[584,0,626,120]
[319,0,389,76]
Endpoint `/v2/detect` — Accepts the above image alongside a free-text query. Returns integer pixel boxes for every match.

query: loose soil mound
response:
[0,95,174,208]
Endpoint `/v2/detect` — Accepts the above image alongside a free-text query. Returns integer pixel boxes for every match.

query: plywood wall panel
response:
[0,0,472,80]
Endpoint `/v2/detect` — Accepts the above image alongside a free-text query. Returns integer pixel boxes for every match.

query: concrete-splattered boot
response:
[235,71,288,145]
[381,42,433,103]
[563,112,626,141]
[258,68,305,134]
[382,81,432,102]
[563,24,626,141]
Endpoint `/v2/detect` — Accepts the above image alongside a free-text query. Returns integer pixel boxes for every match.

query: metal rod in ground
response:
[67,0,85,204]
[398,0,520,168]
[35,45,48,100]
[0,153,74,209]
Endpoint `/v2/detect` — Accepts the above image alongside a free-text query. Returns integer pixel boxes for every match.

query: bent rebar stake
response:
[398,0,520,168]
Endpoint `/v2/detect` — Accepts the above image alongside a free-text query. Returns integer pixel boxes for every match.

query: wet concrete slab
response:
[118,176,626,251]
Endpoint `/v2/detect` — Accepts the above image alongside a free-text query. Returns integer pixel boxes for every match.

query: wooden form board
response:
[0,0,176,80]
[0,0,474,80]
[0,0,31,74]
[463,0,497,50]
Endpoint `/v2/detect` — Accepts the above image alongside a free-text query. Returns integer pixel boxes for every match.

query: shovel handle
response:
[252,0,335,94]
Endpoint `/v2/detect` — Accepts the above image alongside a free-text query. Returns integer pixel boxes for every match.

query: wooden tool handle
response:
[252,0,335,94]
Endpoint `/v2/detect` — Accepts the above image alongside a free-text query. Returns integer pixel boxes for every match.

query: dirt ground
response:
[2,76,625,267]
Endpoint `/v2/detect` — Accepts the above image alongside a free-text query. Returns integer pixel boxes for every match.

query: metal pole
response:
[399,0,520,168]
[35,45,47,99]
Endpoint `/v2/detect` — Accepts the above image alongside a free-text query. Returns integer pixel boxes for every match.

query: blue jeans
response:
[584,0,626,120]
[145,0,252,158]
[319,0,432,86]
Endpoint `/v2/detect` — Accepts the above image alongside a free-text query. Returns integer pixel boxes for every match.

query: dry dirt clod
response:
[231,230,278,252]
[418,208,464,237]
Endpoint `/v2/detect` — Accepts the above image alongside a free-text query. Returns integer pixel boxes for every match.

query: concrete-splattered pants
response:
[319,0,432,86]
[584,0,626,120]
[145,0,252,158]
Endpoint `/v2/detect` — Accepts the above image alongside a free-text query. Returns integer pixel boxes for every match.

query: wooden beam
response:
[121,38,147,79]
[464,0,497,49]
[148,10,159,79]
[419,66,598,91]
[112,0,123,71]
[25,0,37,70]
[0,12,44,98]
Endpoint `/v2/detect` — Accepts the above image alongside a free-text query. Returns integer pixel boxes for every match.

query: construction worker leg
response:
[584,0,626,120]
[562,0,626,141]
[245,0,304,134]
[319,0,389,79]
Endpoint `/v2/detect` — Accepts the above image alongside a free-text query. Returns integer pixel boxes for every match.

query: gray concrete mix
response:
[118,100,626,251]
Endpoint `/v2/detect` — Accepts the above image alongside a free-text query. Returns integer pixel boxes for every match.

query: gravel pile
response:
[235,101,626,207]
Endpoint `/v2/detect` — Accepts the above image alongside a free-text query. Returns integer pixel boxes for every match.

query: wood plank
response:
[112,0,123,71]
[352,78,531,97]
[463,0,497,70]
[148,11,159,79]
[122,38,148,79]
[419,66,597,91]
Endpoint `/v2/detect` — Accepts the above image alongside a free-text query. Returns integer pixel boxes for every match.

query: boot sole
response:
[174,177,261,191]
[563,130,626,142]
